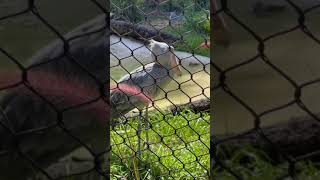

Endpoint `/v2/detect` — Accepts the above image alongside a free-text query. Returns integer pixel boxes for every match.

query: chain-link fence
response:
[4,0,319,179]
[110,0,210,179]
[0,0,108,179]
[212,0,320,179]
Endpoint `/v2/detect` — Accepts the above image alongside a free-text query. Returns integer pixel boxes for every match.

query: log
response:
[110,19,180,44]
[214,117,320,162]
[121,98,210,120]
[169,99,210,114]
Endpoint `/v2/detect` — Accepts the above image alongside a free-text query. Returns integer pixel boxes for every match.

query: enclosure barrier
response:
[2,0,318,179]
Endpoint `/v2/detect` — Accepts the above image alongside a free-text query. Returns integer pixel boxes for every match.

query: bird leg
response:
[144,105,149,149]
[137,109,142,158]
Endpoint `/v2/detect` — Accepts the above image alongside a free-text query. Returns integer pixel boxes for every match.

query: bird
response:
[0,15,108,179]
[110,39,182,155]
[110,39,182,121]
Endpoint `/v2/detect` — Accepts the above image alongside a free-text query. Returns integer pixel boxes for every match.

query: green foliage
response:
[111,106,320,180]
[111,0,145,22]
[213,145,320,180]
[158,0,185,12]
[111,0,210,56]
[159,0,208,12]
[162,10,210,56]
[111,0,209,22]
[202,17,210,34]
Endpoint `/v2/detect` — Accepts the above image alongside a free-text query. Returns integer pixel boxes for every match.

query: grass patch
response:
[111,108,320,179]
[111,109,210,179]
[213,145,320,180]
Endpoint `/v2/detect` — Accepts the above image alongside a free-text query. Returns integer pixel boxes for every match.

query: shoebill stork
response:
[110,39,181,154]
[110,39,182,121]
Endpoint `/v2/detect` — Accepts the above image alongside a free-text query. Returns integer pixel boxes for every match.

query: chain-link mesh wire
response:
[212,0,320,179]
[0,0,108,179]
[110,0,210,179]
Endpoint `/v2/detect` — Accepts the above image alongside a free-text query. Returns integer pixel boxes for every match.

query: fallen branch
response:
[110,19,180,44]
[169,99,210,114]
[215,117,320,162]
[121,98,210,120]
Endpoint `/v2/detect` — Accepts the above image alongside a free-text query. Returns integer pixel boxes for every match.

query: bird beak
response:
[170,53,182,76]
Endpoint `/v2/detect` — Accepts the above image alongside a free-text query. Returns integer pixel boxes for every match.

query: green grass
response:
[111,109,210,179]
[111,108,320,179]
[213,145,320,180]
